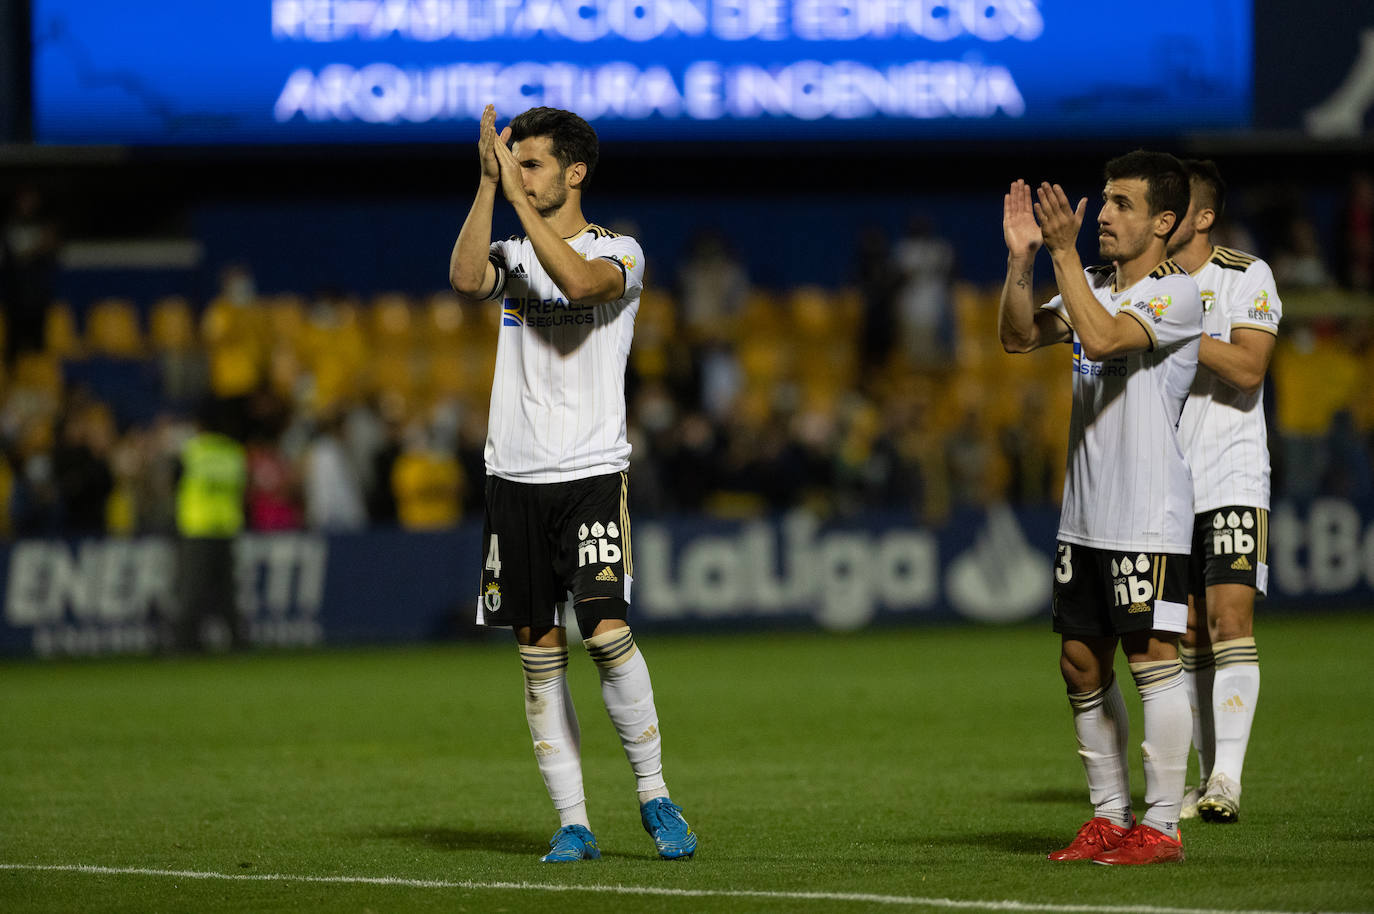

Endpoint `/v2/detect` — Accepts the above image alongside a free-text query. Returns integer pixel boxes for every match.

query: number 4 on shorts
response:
[485,534,502,578]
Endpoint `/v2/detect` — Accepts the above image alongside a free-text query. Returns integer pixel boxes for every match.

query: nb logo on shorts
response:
[1111,553,1155,609]
[578,520,622,569]
[1212,510,1256,556]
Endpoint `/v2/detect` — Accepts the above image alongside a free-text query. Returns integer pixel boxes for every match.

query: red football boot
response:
[1092,824,1185,865]
[1047,817,1132,861]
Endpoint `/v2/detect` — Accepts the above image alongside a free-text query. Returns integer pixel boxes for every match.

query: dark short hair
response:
[1182,158,1226,221]
[507,107,600,191]
[1103,150,1191,242]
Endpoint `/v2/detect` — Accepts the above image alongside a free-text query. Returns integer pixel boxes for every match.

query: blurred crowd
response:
[1,173,1373,540]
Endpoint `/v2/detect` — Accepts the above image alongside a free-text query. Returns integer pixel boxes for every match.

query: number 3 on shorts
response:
[485,534,502,578]
[1055,543,1073,584]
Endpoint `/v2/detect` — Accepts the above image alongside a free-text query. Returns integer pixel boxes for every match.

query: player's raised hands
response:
[1003,179,1043,258]
[1033,182,1088,255]
[489,122,526,205]
[478,104,501,185]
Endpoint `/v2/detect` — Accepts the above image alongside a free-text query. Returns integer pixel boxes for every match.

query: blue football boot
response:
[540,824,601,862]
[640,797,697,859]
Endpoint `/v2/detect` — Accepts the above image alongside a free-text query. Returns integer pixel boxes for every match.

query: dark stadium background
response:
[0,0,1371,656]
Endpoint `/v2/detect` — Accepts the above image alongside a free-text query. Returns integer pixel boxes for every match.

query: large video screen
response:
[32,1,1253,145]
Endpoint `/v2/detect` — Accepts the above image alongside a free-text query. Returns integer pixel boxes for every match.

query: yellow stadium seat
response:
[149,296,196,352]
[86,297,144,358]
[789,285,836,341]
[373,348,419,399]
[636,288,677,343]
[44,301,82,359]
[370,292,416,348]
[267,295,307,349]
[739,338,791,386]
[11,351,62,398]
[422,292,465,346]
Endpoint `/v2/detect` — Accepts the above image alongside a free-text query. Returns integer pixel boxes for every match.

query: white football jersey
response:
[1177,247,1281,513]
[482,224,644,483]
[1040,261,1202,552]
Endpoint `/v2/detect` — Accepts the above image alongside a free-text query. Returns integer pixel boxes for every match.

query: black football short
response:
[1051,541,1189,638]
[1189,506,1269,596]
[476,471,633,629]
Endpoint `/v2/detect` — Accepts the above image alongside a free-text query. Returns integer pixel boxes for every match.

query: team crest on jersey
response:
[1201,289,1215,312]
[484,582,502,613]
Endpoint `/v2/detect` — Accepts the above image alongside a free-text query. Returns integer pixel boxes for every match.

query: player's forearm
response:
[1049,249,1126,360]
[1198,333,1269,394]
[999,254,1040,353]
[450,181,499,298]
[513,203,617,304]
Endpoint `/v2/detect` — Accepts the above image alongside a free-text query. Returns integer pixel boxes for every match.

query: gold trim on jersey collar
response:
[562,222,591,241]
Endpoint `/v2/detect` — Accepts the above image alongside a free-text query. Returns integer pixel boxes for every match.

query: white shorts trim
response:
[1153,598,1188,633]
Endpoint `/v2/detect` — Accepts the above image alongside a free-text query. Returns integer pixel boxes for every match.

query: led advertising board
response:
[32,1,1252,145]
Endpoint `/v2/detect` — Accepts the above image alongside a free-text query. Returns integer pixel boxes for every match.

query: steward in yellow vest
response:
[174,408,247,652]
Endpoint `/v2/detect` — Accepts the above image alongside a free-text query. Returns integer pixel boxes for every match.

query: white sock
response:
[1211,637,1260,784]
[584,627,668,801]
[1132,659,1190,837]
[1067,675,1132,828]
[1180,644,1215,785]
[519,645,589,828]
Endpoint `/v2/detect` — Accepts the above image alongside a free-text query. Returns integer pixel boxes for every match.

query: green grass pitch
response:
[2,611,1372,913]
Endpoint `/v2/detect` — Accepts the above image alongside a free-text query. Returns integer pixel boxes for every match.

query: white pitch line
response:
[0,863,1368,914]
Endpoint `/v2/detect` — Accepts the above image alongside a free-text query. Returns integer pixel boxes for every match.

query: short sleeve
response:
[1227,259,1282,335]
[1120,273,1202,350]
[594,236,645,303]
[1039,293,1071,329]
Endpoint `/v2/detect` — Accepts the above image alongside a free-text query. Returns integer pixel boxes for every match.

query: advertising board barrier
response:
[2,499,1371,658]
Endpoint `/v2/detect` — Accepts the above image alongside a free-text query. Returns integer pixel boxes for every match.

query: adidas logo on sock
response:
[595,566,618,582]
[1221,695,1246,713]
[1230,555,1252,571]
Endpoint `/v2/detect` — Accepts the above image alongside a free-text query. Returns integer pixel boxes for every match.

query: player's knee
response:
[584,624,638,671]
[1207,599,1255,642]
[1059,652,1102,693]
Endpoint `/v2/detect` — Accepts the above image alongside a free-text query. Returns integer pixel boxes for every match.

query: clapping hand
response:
[1033,181,1088,255]
[478,104,500,186]
[1003,179,1043,259]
